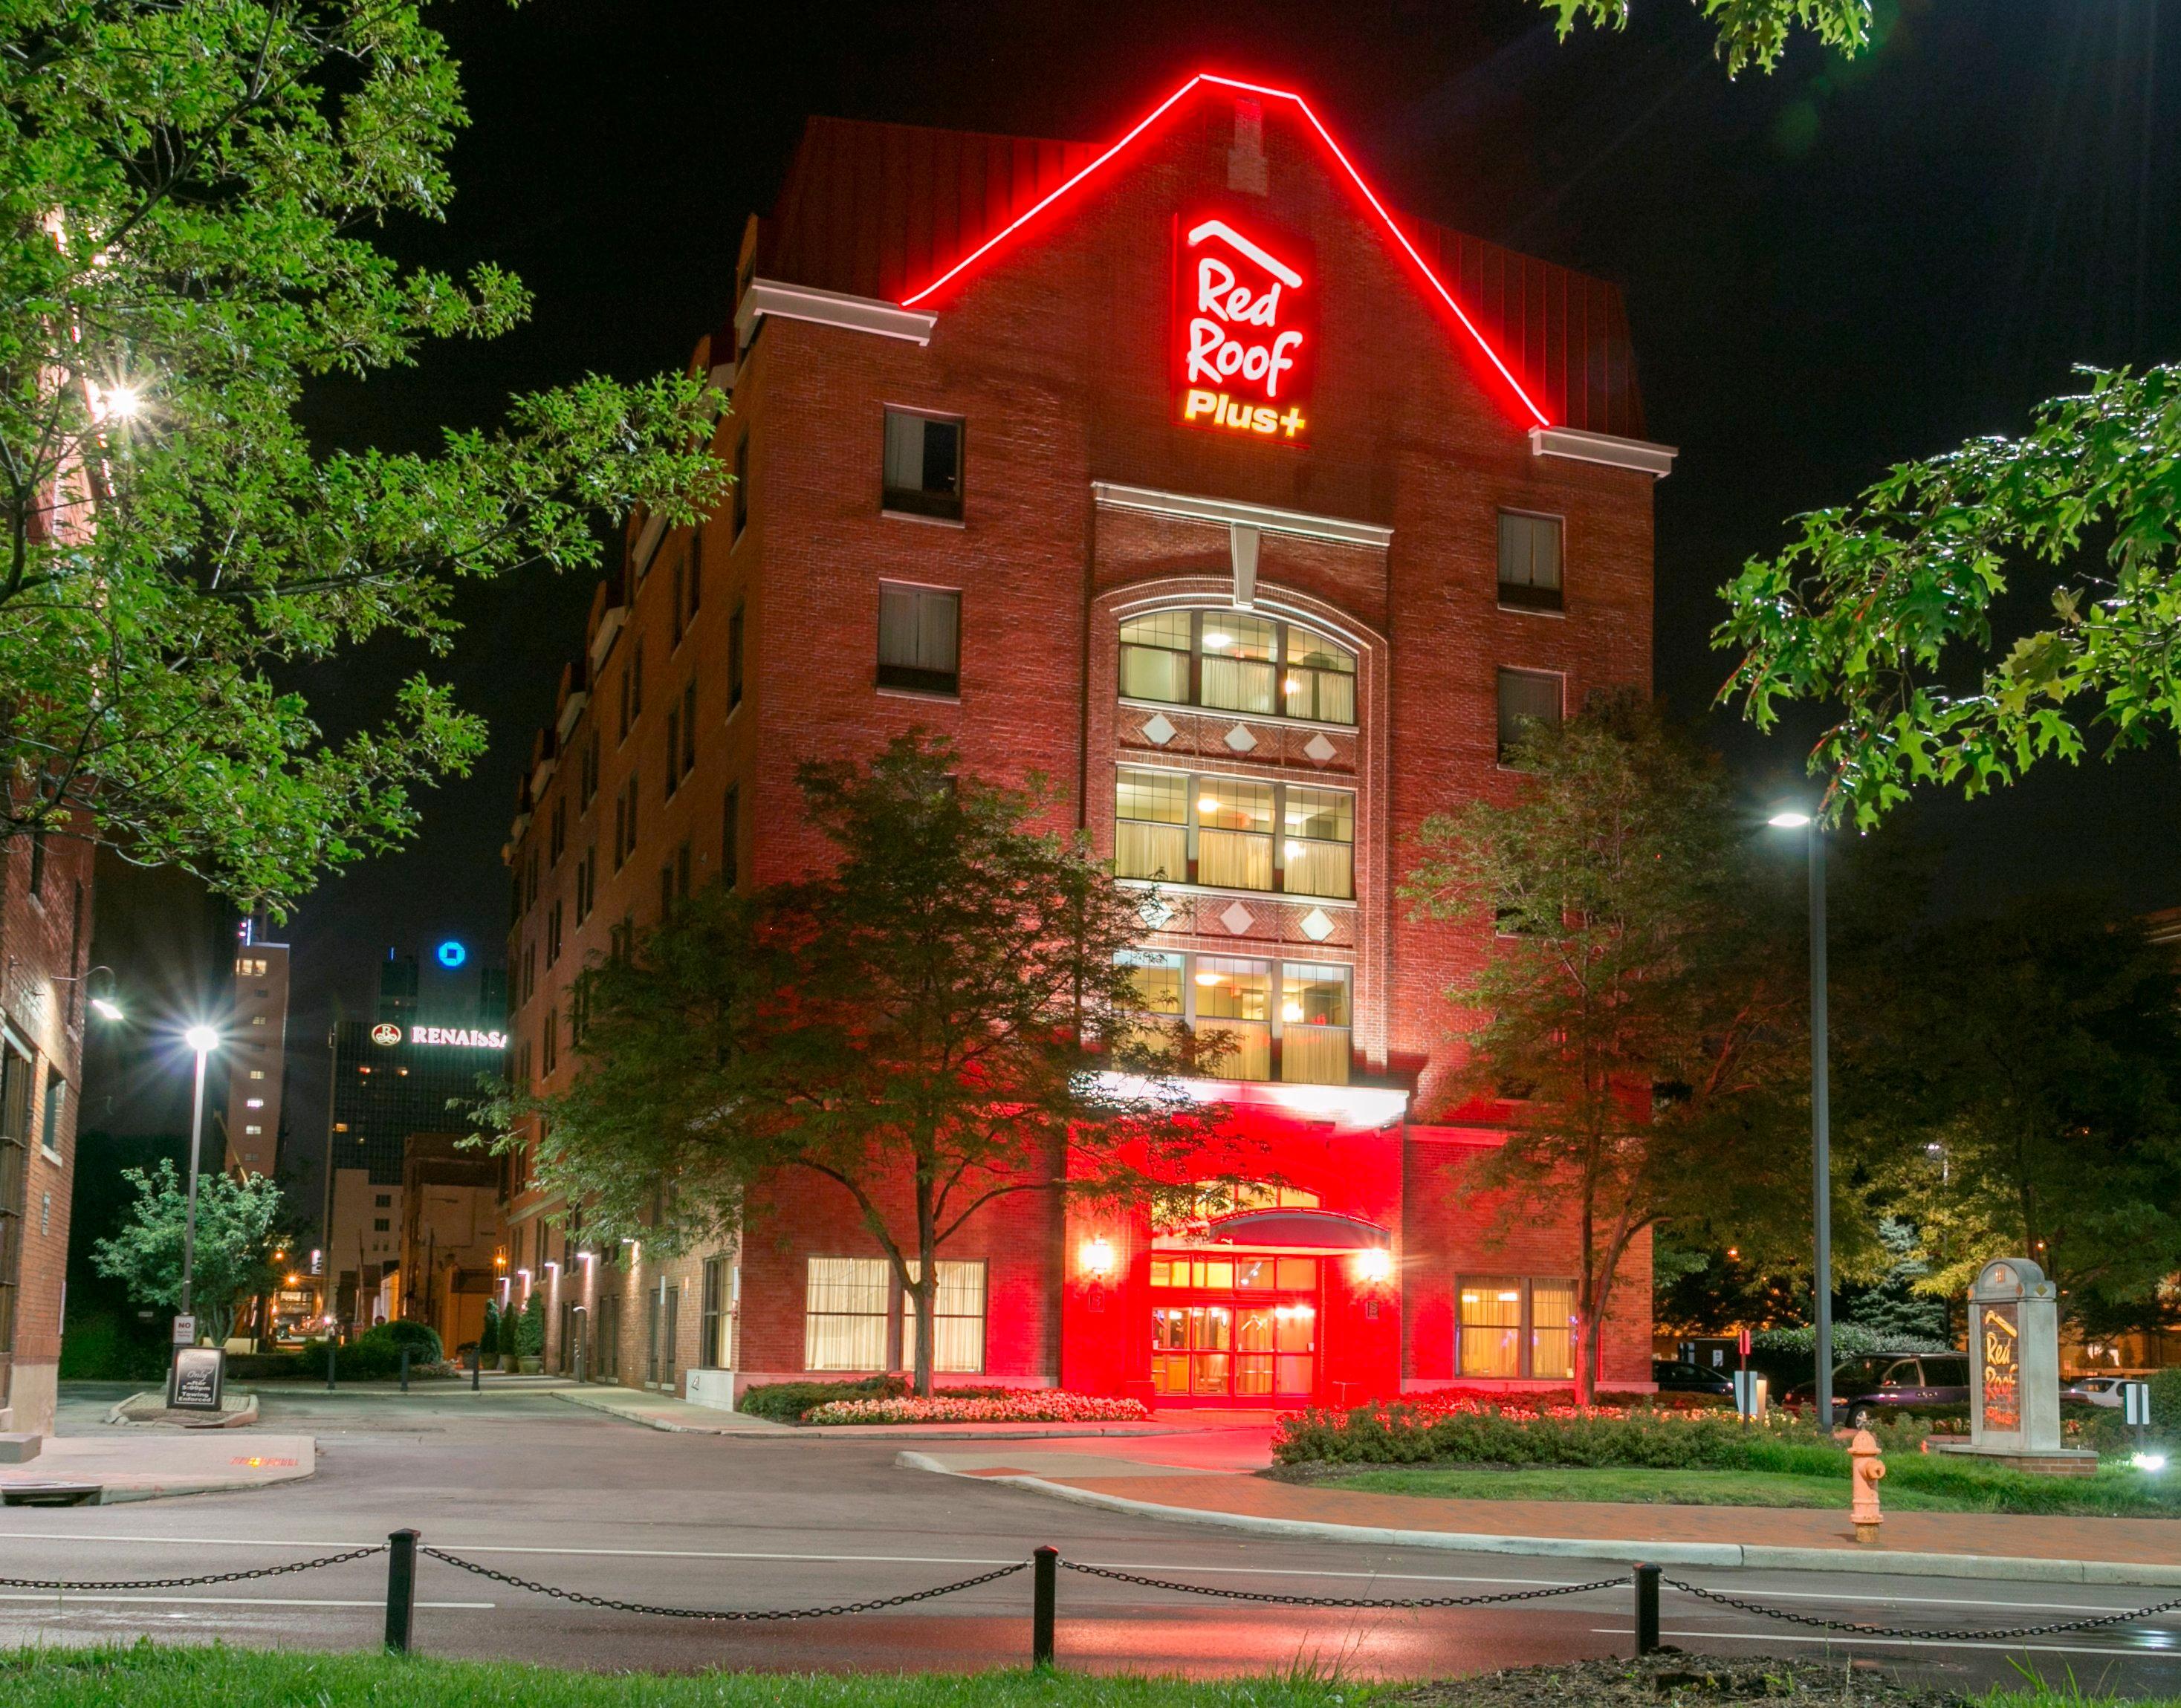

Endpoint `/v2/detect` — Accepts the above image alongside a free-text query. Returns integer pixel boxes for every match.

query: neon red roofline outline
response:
[895,71,1552,429]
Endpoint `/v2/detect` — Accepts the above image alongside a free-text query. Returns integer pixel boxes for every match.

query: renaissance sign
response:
[1173,212,1314,444]
[372,1022,506,1050]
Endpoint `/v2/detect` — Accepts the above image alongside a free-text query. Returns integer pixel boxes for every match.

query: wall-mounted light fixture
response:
[1353,1247,1393,1285]
[1080,1235,1116,1279]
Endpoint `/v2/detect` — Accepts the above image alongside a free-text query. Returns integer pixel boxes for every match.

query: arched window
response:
[1119,610,1355,725]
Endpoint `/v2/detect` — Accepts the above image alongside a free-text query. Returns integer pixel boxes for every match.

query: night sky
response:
[103,1,2181,1212]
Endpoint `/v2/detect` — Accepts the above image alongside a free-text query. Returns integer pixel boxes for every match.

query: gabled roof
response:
[754,74,1645,438]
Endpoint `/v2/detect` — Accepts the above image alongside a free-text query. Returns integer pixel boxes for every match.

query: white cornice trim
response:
[1528,426,1677,478]
[554,690,589,744]
[1092,482,1393,549]
[735,279,937,348]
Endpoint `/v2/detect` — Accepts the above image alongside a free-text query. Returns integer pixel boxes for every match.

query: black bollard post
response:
[470,1345,481,1392]
[325,1337,337,1392]
[1031,1546,1058,1669]
[400,1347,410,1394]
[384,1528,419,1655]
[1633,1562,1661,1657]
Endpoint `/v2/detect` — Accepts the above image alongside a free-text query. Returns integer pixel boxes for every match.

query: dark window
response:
[631,639,644,719]
[580,727,600,808]
[0,1048,25,1363]
[687,528,701,615]
[670,548,687,649]
[679,681,696,779]
[732,435,748,540]
[881,410,963,521]
[1497,513,1564,611]
[727,605,745,711]
[658,862,675,922]
[722,786,739,892]
[1495,669,1563,764]
[542,1007,557,1074]
[549,798,565,864]
[618,662,633,741]
[664,702,681,799]
[37,1070,62,1159]
[546,898,563,967]
[877,582,960,695]
[700,1256,733,1368]
[27,829,45,897]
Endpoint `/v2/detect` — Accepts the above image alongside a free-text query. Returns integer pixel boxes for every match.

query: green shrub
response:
[1271,1403,1843,1470]
[58,1310,169,1381]
[363,1321,443,1364]
[738,1376,908,1421]
[479,1301,502,1357]
[516,1294,545,1357]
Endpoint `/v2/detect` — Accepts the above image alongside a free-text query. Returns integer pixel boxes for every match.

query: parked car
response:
[1651,1359,1737,1396]
[1781,1353,1971,1423]
[2063,1374,2129,1408]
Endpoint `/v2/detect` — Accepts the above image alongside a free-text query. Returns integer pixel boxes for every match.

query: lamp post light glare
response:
[177,1025,220,1337]
[1768,804,1832,1432]
[90,996,124,1022]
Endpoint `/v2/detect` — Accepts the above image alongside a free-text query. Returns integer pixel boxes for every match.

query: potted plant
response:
[477,1299,500,1374]
[516,1293,545,1374]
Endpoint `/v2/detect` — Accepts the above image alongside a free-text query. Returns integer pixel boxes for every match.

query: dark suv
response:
[1784,1354,1971,1423]
[1652,1359,1736,1396]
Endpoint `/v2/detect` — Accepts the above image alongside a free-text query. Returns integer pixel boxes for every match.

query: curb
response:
[895,1455,2181,1588]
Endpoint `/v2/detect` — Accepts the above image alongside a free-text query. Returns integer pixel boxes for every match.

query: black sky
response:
[158,0,2181,1213]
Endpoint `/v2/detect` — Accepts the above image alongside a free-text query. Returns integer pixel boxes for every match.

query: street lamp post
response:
[179,1025,219,1333]
[1769,811,1833,1433]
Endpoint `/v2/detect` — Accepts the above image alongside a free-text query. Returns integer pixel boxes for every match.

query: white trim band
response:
[736,279,938,347]
[1528,426,1677,478]
[1092,482,1393,549]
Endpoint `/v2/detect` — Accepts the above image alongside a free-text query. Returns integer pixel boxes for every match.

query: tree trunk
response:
[914,1172,938,1399]
[1577,1186,1598,1406]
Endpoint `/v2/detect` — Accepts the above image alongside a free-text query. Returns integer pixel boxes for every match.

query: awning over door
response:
[1200,1209,1390,1250]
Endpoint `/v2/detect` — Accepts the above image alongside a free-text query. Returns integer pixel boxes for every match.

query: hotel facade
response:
[502,74,1673,1408]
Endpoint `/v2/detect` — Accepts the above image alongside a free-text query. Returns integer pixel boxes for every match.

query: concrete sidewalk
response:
[901,1441,2181,1588]
[0,1432,314,1504]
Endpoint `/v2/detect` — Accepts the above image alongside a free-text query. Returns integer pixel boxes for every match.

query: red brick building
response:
[504,73,1672,1408]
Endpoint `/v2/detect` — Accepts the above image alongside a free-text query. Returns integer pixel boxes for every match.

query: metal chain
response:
[1060,1559,1624,1610]
[1663,1577,2181,1643]
[419,1548,1028,1622]
[0,1545,389,1593]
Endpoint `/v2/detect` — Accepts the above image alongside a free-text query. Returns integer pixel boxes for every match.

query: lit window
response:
[1497,513,1564,612]
[881,410,963,521]
[1496,669,1563,764]
[245,1097,264,1109]
[244,1124,262,1135]
[1458,1277,1576,1380]
[901,1259,987,1374]
[1119,952,1350,1085]
[1113,768,1349,899]
[804,1257,889,1371]
[877,582,960,695]
[1118,611,1354,726]
[249,1070,265,1080]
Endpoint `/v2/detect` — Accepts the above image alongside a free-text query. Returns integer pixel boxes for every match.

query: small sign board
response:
[2125,1381,2153,1428]
[1977,1300,2022,1435]
[168,1345,224,1413]
[1732,1370,1769,1421]
[170,1314,195,1346]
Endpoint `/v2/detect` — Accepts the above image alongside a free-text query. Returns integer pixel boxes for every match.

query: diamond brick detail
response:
[1303,733,1338,764]
[1141,713,1176,746]
[1222,724,1258,753]
[1219,900,1255,935]
[1298,906,1335,942]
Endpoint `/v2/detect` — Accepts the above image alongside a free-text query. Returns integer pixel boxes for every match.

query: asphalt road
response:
[4,1383,2180,1692]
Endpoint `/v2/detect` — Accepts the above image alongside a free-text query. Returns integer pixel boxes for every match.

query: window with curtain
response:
[1496,669,1563,764]
[1114,768,1188,881]
[804,1257,889,1371]
[1192,955,1273,1082]
[881,410,964,520]
[901,1259,987,1374]
[1281,785,1354,900]
[699,1256,734,1369]
[1279,963,1350,1085]
[877,582,960,695]
[1194,777,1274,892]
[1458,1276,1578,1378]
[1116,611,1357,727]
[1497,512,1564,611]
[1115,952,1351,1085]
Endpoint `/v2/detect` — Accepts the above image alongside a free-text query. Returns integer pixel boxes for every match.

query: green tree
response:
[0,1,723,909]
[88,1160,284,1344]
[1716,368,2181,828]
[515,1290,545,1359]
[1856,898,2181,1326]
[1403,699,1815,1400]
[490,735,1217,1397]
[1537,0,1872,75]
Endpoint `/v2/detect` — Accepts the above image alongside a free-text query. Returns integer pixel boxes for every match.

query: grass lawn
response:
[1309,1458,2181,1517]
[2,1644,2176,1708]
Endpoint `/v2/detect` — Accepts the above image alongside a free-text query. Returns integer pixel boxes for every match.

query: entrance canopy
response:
[1200,1209,1389,1250]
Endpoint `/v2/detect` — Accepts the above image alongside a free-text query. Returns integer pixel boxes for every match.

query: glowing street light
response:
[176,1024,220,1342]
[1767,804,1832,1431]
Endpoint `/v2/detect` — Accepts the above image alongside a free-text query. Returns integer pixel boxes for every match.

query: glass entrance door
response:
[1148,1254,1318,1403]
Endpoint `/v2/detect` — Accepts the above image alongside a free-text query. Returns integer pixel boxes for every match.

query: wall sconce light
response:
[1353,1247,1393,1285]
[1080,1236,1115,1279]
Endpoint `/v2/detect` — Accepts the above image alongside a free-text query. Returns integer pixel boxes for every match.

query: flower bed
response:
[1272,1398,1832,1469]
[803,1389,1153,1426]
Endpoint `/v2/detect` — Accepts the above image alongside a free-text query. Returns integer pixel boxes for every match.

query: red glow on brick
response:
[897,72,1552,430]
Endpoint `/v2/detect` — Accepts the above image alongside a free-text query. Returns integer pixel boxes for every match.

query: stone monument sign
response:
[1945,1256,2095,1474]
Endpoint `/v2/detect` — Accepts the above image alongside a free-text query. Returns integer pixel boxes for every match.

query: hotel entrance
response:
[1149,1253,1319,1403]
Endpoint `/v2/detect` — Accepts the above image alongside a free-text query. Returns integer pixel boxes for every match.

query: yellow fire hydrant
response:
[1849,1428,1886,1544]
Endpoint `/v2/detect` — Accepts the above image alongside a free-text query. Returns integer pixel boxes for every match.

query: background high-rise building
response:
[223,920,289,1177]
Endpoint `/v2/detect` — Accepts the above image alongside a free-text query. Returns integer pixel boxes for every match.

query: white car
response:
[2065,1374,2129,1408]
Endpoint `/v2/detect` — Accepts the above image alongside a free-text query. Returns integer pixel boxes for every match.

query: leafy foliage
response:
[1535,0,1871,76]
[489,735,1222,1395]
[515,1292,544,1357]
[1403,698,1814,1399]
[0,0,724,908]
[88,1159,284,1343]
[1717,368,2181,828]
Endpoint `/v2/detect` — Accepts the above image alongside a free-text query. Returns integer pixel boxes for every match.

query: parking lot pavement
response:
[2,1383,2179,1692]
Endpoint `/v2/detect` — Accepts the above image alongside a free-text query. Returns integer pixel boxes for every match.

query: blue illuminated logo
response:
[436,941,467,969]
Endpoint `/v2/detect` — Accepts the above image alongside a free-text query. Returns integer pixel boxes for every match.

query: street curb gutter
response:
[894,1454,2181,1588]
